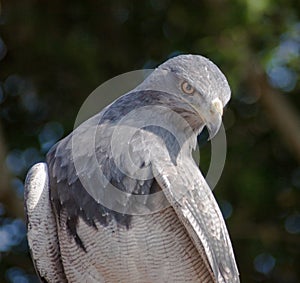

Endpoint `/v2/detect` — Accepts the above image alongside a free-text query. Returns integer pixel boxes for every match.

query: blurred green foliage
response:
[0,0,299,282]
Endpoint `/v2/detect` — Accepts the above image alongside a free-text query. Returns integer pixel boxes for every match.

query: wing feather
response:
[24,162,67,282]
[153,156,239,283]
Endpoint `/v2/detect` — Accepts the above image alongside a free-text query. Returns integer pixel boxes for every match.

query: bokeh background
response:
[0,1,300,282]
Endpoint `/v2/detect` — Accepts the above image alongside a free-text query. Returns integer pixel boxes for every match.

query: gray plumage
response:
[25,54,239,282]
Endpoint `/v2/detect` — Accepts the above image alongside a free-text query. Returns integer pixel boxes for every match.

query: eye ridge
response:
[181,81,195,94]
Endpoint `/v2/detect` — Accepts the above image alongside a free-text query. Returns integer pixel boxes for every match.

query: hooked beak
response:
[206,98,223,140]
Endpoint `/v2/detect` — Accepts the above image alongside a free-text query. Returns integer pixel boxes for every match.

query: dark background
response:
[0,1,299,282]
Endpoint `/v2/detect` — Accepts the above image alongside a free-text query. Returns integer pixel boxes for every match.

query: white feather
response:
[25,162,66,282]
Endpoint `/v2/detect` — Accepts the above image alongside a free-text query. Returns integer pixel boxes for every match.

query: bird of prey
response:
[25,54,239,283]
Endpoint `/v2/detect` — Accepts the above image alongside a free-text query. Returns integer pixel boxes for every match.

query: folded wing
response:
[153,155,239,283]
[24,163,67,282]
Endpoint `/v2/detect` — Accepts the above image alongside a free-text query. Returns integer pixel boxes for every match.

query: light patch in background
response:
[11,178,24,198]
[0,219,26,252]
[267,66,297,92]
[254,253,276,275]
[38,122,64,153]
[6,149,26,176]
[4,75,25,97]
[266,23,300,93]
[6,148,44,176]
[291,167,300,188]
[285,213,300,234]
[6,267,38,283]
[219,199,233,219]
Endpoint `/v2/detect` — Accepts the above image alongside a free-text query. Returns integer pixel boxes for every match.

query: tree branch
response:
[250,63,300,164]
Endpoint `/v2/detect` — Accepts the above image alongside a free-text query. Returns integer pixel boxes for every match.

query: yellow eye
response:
[181,81,194,94]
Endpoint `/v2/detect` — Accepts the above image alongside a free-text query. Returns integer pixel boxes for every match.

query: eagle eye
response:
[181,81,195,94]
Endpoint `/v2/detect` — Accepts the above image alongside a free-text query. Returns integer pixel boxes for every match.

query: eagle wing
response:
[153,154,240,283]
[24,163,67,282]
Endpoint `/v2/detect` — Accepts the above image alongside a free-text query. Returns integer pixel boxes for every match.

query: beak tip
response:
[206,123,221,140]
[206,98,224,140]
